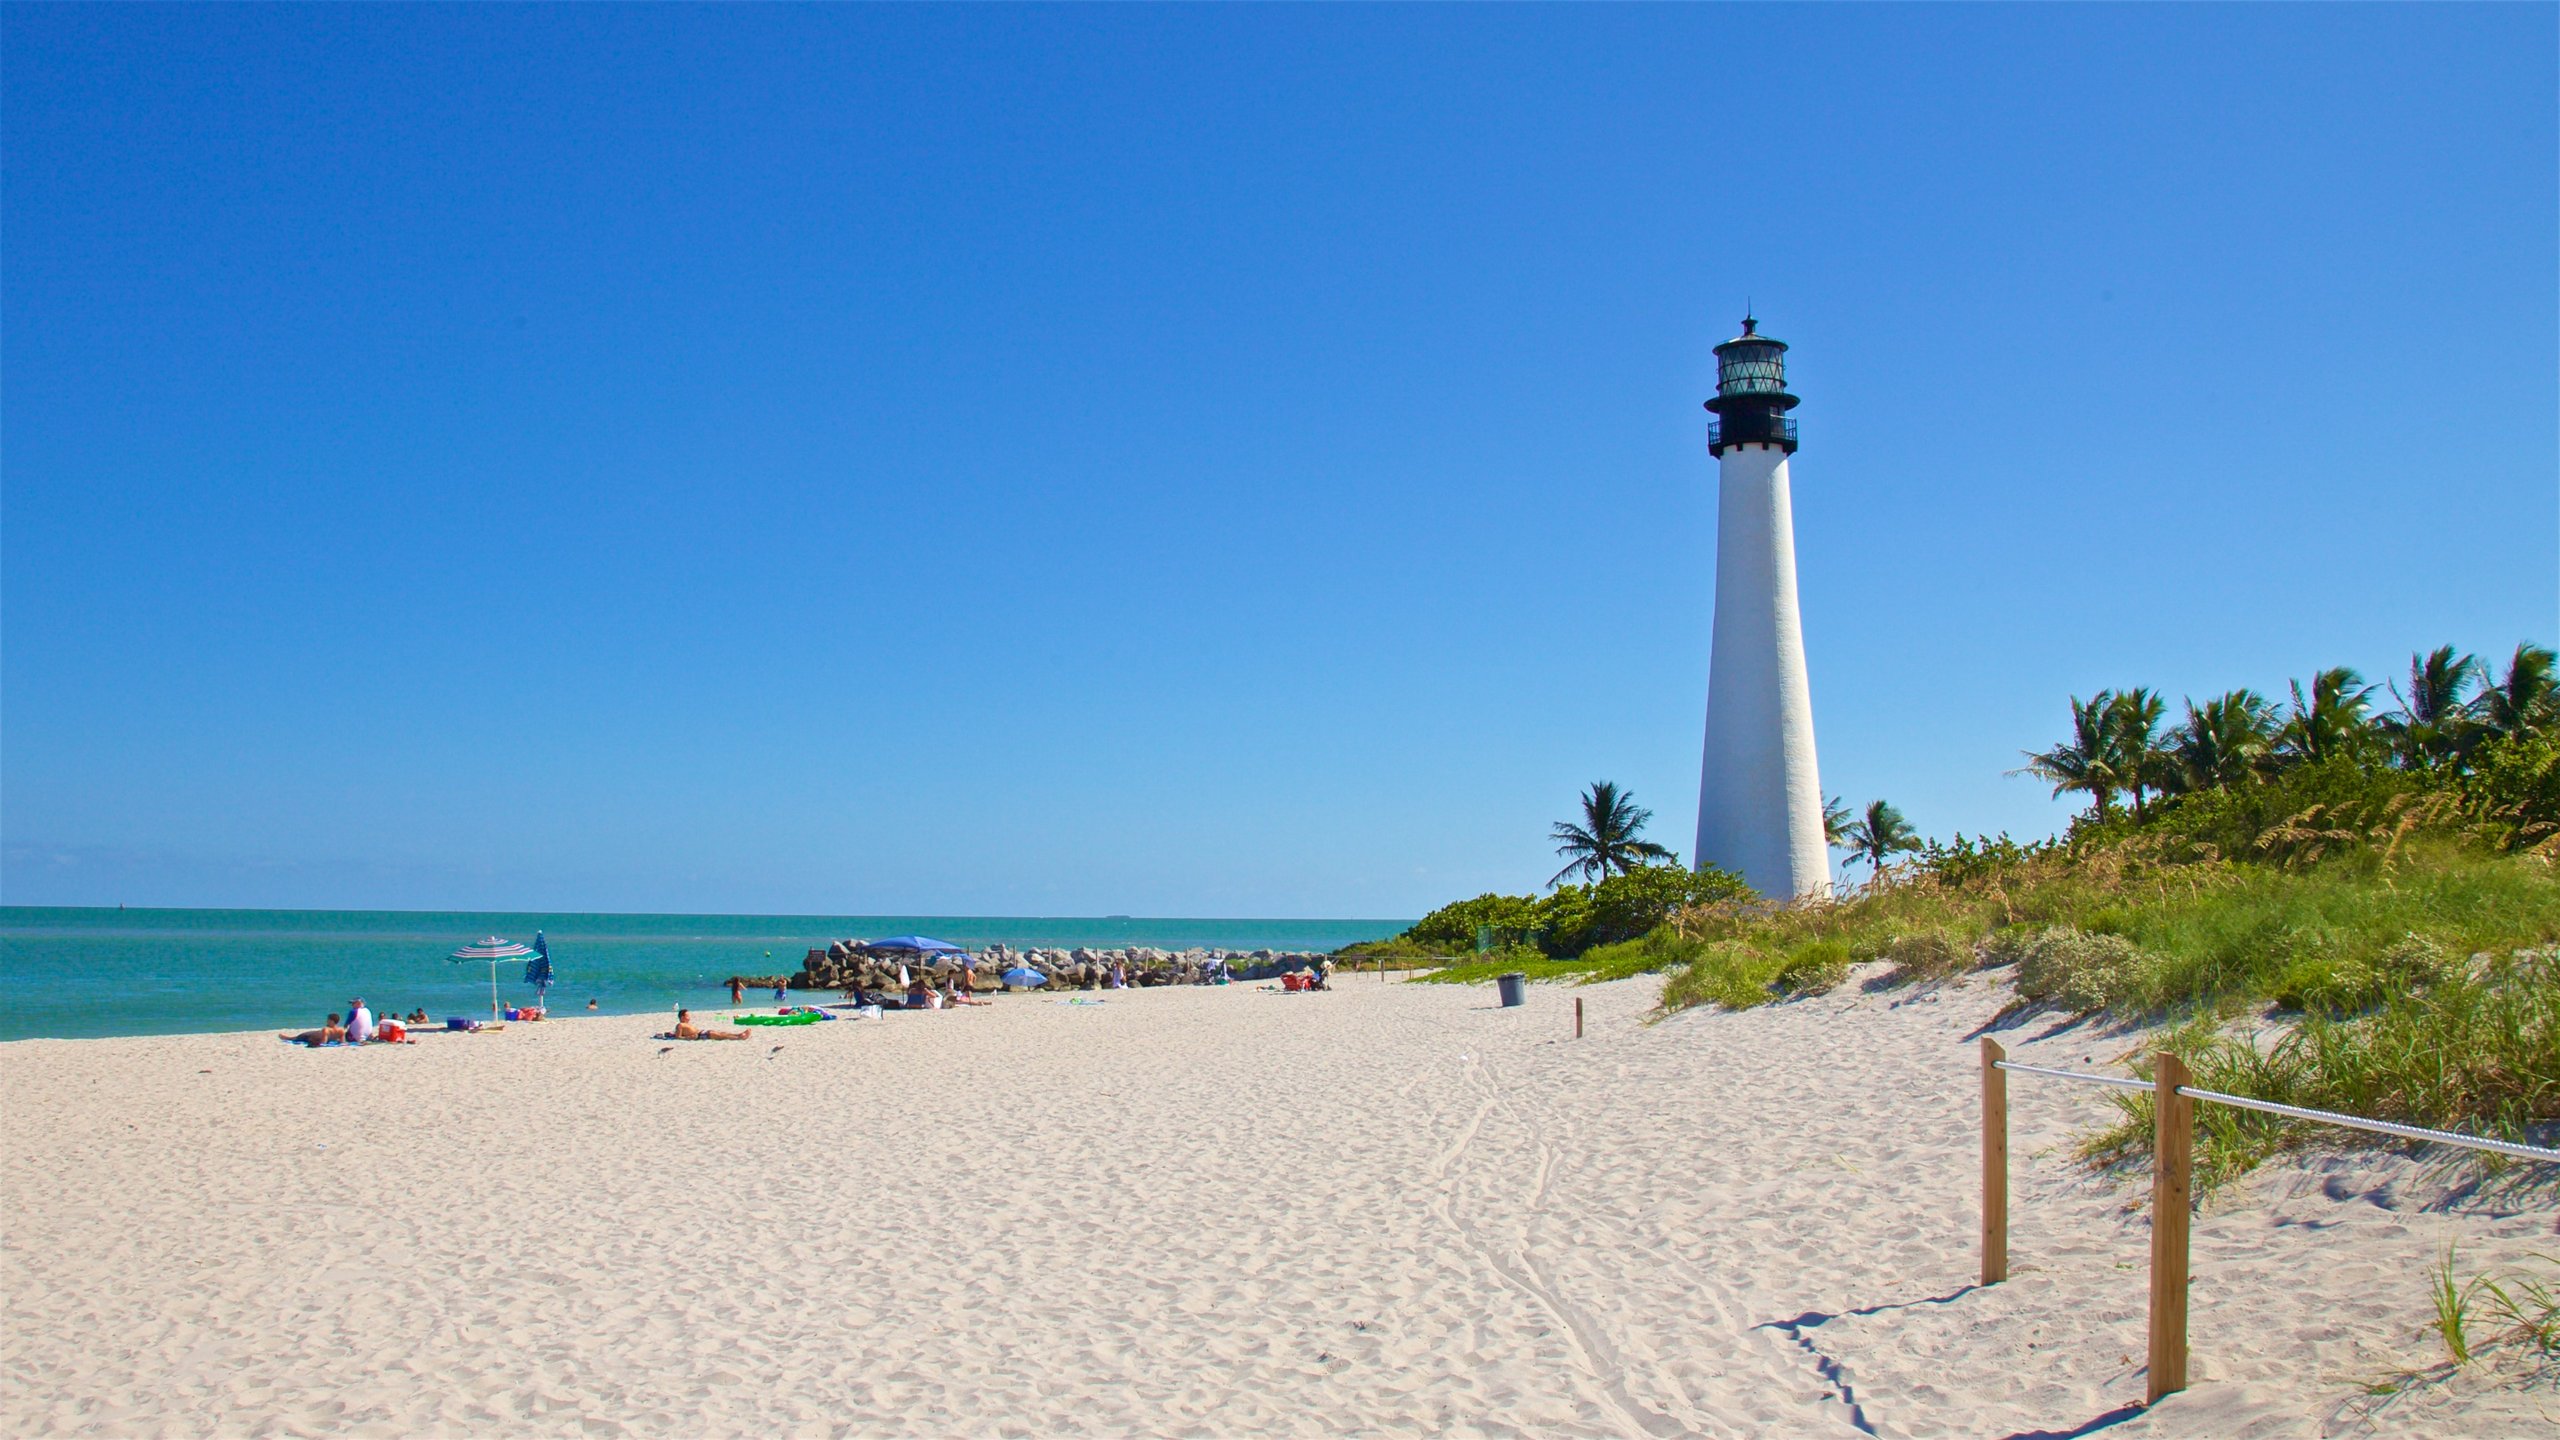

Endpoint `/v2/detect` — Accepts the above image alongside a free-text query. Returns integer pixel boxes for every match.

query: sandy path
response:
[3,973,2551,1436]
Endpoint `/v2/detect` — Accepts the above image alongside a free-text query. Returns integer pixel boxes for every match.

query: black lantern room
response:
[1705,316,1800,456]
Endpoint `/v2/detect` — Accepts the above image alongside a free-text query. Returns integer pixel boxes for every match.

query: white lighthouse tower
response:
[1694,316,1830,900]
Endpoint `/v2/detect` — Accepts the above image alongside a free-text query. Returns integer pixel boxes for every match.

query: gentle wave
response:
[0,907,1409,1040]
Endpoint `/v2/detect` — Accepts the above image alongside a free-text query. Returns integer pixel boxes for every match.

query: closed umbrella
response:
[523,931,554,1009]
[452,937,536,1022]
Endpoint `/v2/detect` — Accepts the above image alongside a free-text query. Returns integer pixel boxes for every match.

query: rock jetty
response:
[757,942,1334,993]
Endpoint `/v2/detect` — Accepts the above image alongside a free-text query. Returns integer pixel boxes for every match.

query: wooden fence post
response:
[2146,1051,2194,1405]
[1981,1036,2008,1286]
[1575,996,1585,1040]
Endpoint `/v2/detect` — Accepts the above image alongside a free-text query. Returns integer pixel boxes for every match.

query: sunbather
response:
[672,1008,747,1041]
[282,1013,348,1046]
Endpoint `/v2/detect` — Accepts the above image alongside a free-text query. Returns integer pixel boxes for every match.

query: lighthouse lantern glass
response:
[1717,342,1787,395]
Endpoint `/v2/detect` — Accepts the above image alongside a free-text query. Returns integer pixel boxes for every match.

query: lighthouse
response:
[1694,316,1831,900]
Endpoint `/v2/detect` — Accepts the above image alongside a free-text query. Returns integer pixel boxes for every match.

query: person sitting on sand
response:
[406,1008,430,1025]
[346,999,374,1045]
[904,976,933,1009]
[945,983,989,1007]
[282,1013,348,1046]
[671,1008,747,1041]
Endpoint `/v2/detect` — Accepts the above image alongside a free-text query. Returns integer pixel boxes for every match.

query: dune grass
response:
[1650,836,2560,1181]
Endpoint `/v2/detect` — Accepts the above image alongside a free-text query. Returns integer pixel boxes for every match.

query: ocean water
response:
[0,908,1409,1041]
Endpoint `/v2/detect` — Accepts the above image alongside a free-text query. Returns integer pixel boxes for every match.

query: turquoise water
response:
[0,908,1408,1041]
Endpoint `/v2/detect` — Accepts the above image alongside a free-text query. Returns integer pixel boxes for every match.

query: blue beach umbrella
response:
[523,931,554,1007]
[865,935,968,955]
[1002,966,1048,989]
[452,936,536,1021]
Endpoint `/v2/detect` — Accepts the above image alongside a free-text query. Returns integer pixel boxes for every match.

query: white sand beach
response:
[4,973,2551,1437]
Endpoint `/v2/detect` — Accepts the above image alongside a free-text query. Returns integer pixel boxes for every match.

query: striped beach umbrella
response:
[452,936,536,1021]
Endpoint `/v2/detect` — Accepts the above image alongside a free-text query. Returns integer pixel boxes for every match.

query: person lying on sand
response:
[671,1009,747,1041]
[282,1014,349,1046]
[944,984,989,1007]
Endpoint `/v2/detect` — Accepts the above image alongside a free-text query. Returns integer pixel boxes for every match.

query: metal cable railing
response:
[1977,1035,2556,1406]
[2172,1085,2560,1164]
[1991,1059,2151,1093]
[1990,1057,2559,1161]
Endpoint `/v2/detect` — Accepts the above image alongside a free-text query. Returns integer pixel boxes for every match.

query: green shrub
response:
[1660,941,1786,1012]
[2466,730,2560,852]
[1981,926,2040,969]
[2133,756,2424,862]
[1773,939,1851,996]
[2280,931,2460,1013]
[1406,944,1572,986]
[2015,928,2149,1013]
[1541,865,1752,958]
[1575,930,1710,983]
[1857,930,1974,985]
[1399,866,1751,960]
[2087,963,2560,1187]
[1404,893,1543,954]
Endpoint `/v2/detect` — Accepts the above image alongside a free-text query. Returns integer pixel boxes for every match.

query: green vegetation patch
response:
[2084,956,2560,1186]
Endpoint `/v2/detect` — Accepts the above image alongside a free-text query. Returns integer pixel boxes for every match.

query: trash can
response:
[1496,972,1527,1008]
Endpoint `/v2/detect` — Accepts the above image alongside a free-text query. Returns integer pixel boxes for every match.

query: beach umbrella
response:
[523,931,554,1008]
[1002,965,1048,989]
[452,936,536,1021]
[862,934,976,975]
[864,935,968,956]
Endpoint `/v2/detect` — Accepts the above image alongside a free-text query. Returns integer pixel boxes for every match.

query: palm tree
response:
[1822,795,1852,848]
[2379,645,2479,768]
[2016,692,2127,820]
[1840,800,1921,881]
[2474,642,2558,739]
[2106,687,2174,821]
[1549,781,1676,887]
[2274,666,2377,768]
[2167,689,2275,793]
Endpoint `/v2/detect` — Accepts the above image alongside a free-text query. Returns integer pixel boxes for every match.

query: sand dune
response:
[4,971,2550,1436]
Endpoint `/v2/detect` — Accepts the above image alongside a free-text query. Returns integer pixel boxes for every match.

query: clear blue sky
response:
[5,5,2553,918]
